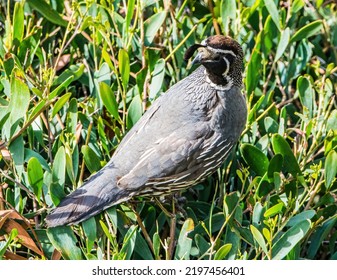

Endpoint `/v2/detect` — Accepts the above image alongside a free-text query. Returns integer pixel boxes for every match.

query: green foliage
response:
[0,0,336,260]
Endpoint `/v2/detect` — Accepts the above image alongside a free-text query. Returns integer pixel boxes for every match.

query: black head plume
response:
[184,44,205,61]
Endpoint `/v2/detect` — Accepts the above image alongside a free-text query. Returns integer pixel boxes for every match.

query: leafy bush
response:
[0,0,336,260]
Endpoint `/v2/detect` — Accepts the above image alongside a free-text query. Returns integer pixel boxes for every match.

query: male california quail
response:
[46,35,247,227]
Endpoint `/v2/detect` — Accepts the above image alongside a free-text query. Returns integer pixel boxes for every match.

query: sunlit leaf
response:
[275,27,290,62]
[144,12,166,45]
[27,157,43,202]
[325,150,337,190]
[272,220,310,260]
[26,0,67,27]
[175,218,194,260]
[271,134,301,176]
[290,20,323,43]
[250,225,268,256]
[241,143,269,176]
[47,227,83,260]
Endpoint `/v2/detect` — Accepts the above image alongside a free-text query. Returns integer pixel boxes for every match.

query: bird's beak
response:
[191,52,203,65]
[184,43,206,64]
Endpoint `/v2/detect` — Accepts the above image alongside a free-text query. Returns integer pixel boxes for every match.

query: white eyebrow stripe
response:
[206,46,236,57]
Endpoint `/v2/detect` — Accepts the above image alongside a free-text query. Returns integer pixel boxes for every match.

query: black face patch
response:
[184,44,205,61]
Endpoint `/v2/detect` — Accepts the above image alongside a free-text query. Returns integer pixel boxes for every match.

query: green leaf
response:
[290,20,323,43]
[25,148,51,172]
[264,202,284,218]
[297,76,314,118]
[127,94,143,129]
[95,62,111,85]
[49,76,74,100]
[325,150,337,190]
[194,234,210,259]
[256,173,274,197]
[153,232,161,259]
[308,217,337,259]
[245,33,262,95]
[291,0,305,13]
[134,232,154,260]
[223,191,240,221]
[54,64,84,86]
[125,0,136,33]
[52,92,72,118]
[13,1,24,42]
[27,157,44,202]
[144,12,166,45]
[118,49,130,90]
[327,110,337,132]
[241,143,269,176]
[221,0,236,34]
[232,220,255,246]
[214,244,232,260]
[275,27,290,62]
[67,98,78,134]
[105,207,118,229]
[99,82,120,122]
[26,0,67,27]
[175,218,194,260]
[264,116,279,134]
[149,58,165,99]
[47,227,83,260]
[65,151,75,185]
[50,146,66,205]
[9,135,25,178]
[252,202,265,231]
[287,210,316,227]
[28,99,46,123]
[0,228,18,259]
[4,70,30,139]
[120,225,137,260]
[82,217,97,253]
[267,154,283,179]
[99,220,115,245]
[272,220,310,260]
[248,95,265,122]
[271,134,301,176]
[250,225,268,256]
[81,145,101,173]
[264,0,281,31]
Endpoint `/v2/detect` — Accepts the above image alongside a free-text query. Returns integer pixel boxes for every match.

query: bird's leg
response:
[161,193,188,220]
[168,198,176,260]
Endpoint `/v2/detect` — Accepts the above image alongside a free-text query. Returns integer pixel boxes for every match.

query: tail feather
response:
[45,166,129,227]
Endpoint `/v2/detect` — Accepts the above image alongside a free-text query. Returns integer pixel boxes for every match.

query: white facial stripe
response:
[222,56,230,76]
[206,46,236,57]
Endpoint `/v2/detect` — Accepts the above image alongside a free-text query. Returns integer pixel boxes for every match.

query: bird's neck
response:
[204,69,233,91]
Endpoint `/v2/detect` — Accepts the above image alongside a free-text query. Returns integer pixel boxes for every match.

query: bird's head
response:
[184,35,243,89]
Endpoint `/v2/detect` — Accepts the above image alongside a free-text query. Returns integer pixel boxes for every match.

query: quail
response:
[46,35,247,227]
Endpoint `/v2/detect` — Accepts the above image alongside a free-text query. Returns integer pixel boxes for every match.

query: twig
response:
[208,0,221,35]
[155,198,176,260]
[242,102,276,135]
[0,183,6,210]
[0,169,36,201]
[131,204,156,256]
[164,25,197,63]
